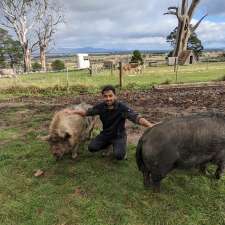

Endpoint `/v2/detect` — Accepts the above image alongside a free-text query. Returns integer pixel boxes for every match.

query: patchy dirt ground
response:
[1,85,225,145]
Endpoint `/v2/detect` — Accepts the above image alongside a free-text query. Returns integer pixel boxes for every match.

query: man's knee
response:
[88,142,99,152]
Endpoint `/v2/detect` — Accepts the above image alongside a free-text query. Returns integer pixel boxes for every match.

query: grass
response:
[0,62,225,99]
[0,105,225,225]
[0,62,225,224]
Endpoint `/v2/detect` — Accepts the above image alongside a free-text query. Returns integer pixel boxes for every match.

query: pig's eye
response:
[49,138,58,144]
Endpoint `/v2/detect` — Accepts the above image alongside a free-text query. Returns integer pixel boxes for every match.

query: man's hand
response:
[63,108,74,114]
[139,118,156,128]
[63,108,86,117]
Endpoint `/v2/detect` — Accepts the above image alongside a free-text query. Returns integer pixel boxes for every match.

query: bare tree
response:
[164,0,207,57]
[36,1,63,71]
[0,0,43,72]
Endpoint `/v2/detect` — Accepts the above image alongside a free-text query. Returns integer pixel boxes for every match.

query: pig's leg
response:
[143,170,151,188]
[199,163,207,175]
[71,144,79,159]
[151,173,162,193]
[215,161,225,179]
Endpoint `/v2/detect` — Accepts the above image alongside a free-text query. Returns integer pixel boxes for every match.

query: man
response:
[64,85,154,160]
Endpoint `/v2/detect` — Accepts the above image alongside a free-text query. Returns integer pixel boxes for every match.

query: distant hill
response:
[45,47,224,57]
[47,47,170,56]
[48,47,115,55]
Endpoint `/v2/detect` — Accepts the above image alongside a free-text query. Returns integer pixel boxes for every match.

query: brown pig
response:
[45,103,96,160]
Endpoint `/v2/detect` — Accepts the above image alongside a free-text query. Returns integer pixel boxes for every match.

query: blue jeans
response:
[88,134,127,160]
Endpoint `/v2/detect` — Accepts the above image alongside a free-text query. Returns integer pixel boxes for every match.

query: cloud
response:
[196,20,225,48]
[54,0,225,50]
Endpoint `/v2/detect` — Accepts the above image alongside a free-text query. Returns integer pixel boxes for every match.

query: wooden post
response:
[89,64,92,76]
[174,57,177,72]
[175,63,179,83]
[66,67,69,93]
[111,64,113,76]
[119,61,123,89]
[206,54,209,71]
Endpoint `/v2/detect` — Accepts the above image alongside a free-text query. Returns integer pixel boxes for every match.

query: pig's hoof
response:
[55,157,62,161]
[72,153,78,159]
[144,180,151,188]
[152,182,161,193]
[152,186,161,193]
[215,173,221,180]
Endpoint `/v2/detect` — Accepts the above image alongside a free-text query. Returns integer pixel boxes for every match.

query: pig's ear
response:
[38,135,51,141]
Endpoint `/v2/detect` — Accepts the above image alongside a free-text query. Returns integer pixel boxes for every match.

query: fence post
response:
[174,57,177,72]
[111,64,113,76]
[89,64,93,76]
[206,54,209,71]
[175,64,179,83]
[119,61,123,89]
[66,67,69,93]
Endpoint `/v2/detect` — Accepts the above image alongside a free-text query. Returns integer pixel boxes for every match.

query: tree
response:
[130,50,144,65]
[51,60,65,71]
[32,61,42,71]
[3,39,23,68]
[167,27,203,58]
[0,27,23,68]
[36,1,63,71]
[0,28,8,67]
[0,0,46,72]
[164,0,207,57]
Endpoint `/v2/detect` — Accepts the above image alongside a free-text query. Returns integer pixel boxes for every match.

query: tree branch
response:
[164,7,182,20]
[181,0,188,15]
[191,13,208,32]
[188,0,201,19]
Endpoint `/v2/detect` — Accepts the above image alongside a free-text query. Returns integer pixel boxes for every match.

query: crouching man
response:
[64,85,154,160]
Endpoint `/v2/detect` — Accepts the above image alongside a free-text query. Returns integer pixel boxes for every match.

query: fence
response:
[0,61,225,93]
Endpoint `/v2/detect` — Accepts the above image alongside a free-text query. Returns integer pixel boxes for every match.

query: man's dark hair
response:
[101,85,116,95]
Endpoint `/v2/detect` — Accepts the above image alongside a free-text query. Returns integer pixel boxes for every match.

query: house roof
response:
[178,50,196,64]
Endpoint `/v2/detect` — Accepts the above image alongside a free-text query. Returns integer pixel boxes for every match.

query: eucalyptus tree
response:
[164,0,207,57]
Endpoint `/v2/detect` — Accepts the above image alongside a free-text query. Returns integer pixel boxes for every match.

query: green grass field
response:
[0,62,225,92]
[0,104,225,225]
[0,62,225,225]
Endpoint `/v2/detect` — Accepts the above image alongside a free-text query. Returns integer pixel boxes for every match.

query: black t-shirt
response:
[86,101,141,138]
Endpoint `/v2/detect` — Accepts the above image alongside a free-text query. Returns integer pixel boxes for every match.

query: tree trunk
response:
[165,0,204,58]
[40,46,46,71]
[173,20,186,56]
[23,44,30,73]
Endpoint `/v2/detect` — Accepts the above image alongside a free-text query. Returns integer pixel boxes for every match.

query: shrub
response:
[219,75,225,81]
[161,79,171,85]
[32,62,42,72]
[130,50,144,65]
[51,60,65,71]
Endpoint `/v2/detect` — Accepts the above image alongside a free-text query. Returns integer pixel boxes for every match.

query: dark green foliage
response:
[0,49,6,68]
[218,74,225,81]
[187,32,204,60]
[0,28,23,68]
[51,60,65,71]
[130,50,144,65]
[4,39,23,68]
[167,27,204,58]
[32,62,42,72]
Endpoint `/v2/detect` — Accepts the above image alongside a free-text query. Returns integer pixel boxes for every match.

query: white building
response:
[76,54,90,69]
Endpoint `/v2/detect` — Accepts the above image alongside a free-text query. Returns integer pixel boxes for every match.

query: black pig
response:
[136,112,225,192]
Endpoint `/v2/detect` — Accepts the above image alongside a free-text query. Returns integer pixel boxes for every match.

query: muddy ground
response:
[1,85,225,144]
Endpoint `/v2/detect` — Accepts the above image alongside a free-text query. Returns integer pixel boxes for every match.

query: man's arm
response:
[63,108,86,116]
[123,104,155,128]
[63,104,100,117]
[138,117,155,128]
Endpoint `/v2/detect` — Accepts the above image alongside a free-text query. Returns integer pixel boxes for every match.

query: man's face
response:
[102,90,117,106]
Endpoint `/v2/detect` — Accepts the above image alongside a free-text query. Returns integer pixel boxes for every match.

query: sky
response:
[54,0,225,50]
